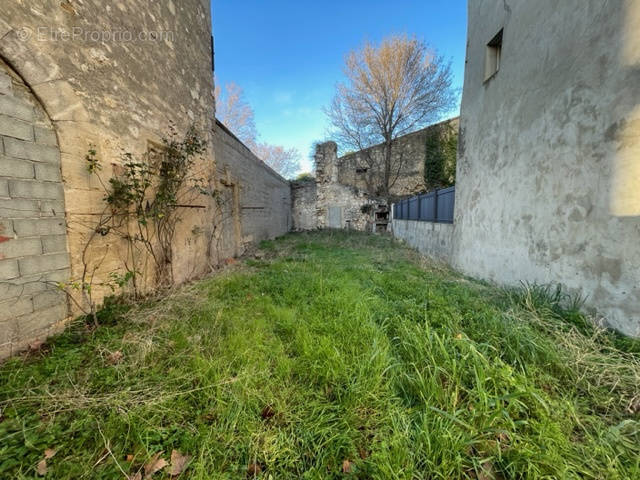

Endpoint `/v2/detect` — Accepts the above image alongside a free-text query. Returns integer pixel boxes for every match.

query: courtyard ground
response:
[1,231,639,479]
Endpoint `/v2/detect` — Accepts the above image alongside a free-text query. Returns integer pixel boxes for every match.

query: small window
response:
[356,167,368,174]
[484,29,503,82]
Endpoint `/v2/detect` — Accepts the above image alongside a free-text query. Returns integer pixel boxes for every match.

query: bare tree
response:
[215,82,258,145]
[215,81,301,178]
[253,143,301,179]
[326,35,456,198]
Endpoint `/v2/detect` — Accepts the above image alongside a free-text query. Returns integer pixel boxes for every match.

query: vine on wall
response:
[424,123,458,190]
[59,125,214,325]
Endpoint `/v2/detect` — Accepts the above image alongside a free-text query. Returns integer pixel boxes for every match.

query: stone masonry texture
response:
[0,1,291,358]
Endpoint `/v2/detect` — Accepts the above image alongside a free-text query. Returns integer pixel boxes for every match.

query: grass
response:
[1,230,639,479]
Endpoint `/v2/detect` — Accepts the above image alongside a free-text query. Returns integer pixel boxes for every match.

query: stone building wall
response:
[453,0,640,336]
[212,120,291,259]
[0,1,291,358]
[1,0,217,356]
[0,59,71,357]
[311,142,382,231]
[338,118,459,197]
[291,180,317,231]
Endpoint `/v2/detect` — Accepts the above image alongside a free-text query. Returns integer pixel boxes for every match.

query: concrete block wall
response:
[0,61,70,358]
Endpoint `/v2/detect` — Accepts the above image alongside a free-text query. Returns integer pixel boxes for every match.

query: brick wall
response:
[0,60,70,358]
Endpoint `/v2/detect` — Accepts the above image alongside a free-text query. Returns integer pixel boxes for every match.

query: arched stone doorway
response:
[0,58,70,358]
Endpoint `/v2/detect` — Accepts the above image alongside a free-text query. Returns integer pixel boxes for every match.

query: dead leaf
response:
[261,405,275,420]
[247,462,262,476]
[167,450,191,476]
[126,454,135,462]
[37,459,47,476]
[107,350,124,365]
[342,459,352,473]
[44,448,57,459]
[144,452,168,478]
[358,447,368,460]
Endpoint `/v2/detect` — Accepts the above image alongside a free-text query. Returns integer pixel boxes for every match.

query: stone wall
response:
[391,219,454,263]
[338,118,458,197]
[0,59,70,357]
[454,0,640,336]
[0,1,242,357]
[312,142,383,231]
[213,120,291,259]
[291,179,317,231]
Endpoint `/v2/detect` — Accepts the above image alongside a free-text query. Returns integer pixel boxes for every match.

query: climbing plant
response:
[58,125,212,325]
[424,123,458,189]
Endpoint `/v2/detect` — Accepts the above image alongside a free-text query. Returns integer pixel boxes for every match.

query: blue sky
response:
[212,0,468,173]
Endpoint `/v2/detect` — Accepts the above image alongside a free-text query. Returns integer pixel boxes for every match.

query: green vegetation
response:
[295,172,315,182]
[1,231,639,479]
[425,123,458,189]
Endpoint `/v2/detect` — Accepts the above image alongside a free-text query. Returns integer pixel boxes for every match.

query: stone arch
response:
[0,52,72,358]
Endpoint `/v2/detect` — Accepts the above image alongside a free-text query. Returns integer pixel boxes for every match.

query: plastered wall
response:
[454,0,640,336]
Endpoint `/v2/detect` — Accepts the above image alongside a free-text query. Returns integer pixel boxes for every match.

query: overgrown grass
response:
[1,231,639,479]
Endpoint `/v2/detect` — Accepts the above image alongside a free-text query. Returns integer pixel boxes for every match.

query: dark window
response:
[484,29,503,81]
[355,167,368,174]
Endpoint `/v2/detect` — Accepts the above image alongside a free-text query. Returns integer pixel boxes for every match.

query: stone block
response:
[0,32,62,85]
[32,80,89,122]
[0,237,42,259]
[41,235,68,254]
[0,71,11,95]
[3,137,60,163]
[40,200,65,217]
[34,163,62,182]
[0,114,34,141]
[18,252,70,276]
[34,127,57,146]
[0,259,19,279]
[0,295,33,321]
[8,179,63,200]
[0,198,39,218]
[32,289,66,310]
[0,95,33,122]
[13,218,66,237]
[0,155,35,179]
[0,179,8,196]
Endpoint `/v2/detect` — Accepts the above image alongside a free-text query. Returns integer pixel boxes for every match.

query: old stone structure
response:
[0,1,291,357]
[293,119,458,233]
[292,142,384,232]
[393,0,640,336]
[339,118,458,197]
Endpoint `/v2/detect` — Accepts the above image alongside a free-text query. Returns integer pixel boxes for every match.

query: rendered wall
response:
[392,219,454,262]
[213,121,291,258]
[454,0,640,336]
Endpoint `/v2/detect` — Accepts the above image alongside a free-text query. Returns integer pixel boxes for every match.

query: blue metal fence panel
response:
[436,186,455,223]
[393,186,455,224]
[408,197,419,220]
